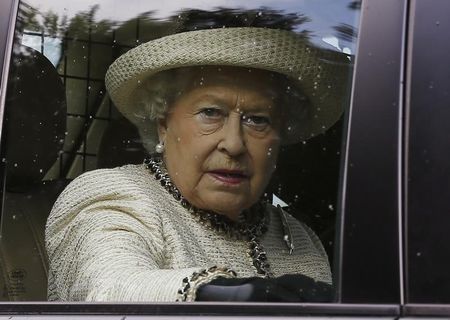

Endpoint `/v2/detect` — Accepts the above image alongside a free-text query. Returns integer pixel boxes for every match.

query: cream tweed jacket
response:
[46,164,331,302]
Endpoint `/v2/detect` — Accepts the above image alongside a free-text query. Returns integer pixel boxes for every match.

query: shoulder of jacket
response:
[50,164,157,213]
[47,164,168,236]
[64,164,149,193]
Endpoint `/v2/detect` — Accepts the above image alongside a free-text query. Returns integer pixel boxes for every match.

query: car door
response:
[403,0,450,317]
[0,0,407,317]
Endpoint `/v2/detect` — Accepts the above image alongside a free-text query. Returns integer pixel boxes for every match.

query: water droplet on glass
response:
[328,204,334,211]
[14,163,18,167]
[436,21,440,26]
[39,169,43,173]
[257,11,262,16]
[176,137,181,142]
[416,252,422,257]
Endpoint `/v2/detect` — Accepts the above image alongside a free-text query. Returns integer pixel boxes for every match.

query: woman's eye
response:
[242,114,271,130]
[198,107,223,119]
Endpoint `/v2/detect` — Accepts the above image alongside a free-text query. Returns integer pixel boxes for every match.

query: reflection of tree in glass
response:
[172,7,310,33]
[16,2,40,33]
[18,3,313,42]
[348,0,362,10]
[333,23,357,42]
[18,3,116,41]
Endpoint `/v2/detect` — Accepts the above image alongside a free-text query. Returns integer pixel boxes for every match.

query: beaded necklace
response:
[143,156,273,277]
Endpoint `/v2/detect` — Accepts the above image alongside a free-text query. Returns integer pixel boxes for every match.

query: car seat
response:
[0,45,68,301]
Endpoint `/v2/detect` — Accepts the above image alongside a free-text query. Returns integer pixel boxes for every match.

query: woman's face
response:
[158,67,283,220]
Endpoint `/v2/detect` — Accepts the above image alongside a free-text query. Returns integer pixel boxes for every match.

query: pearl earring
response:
[155,142,165,153]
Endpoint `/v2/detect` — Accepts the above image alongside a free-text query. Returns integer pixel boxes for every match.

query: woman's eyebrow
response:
[190,93,233,106]
[189,89,275,111]
[242,103,274,112]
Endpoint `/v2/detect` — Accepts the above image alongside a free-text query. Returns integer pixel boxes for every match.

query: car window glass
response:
[0,0,359,302]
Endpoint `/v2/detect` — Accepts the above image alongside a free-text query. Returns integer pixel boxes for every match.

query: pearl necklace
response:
[143,156,273,277]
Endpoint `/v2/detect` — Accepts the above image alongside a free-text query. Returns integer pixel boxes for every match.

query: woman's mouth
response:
[208,170,249,185]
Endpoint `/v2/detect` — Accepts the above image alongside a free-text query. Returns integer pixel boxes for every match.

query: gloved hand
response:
[195,274,333,302]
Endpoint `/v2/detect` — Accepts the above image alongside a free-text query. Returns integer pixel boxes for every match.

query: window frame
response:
[0,0,17,125]
[336,0,407,304]
[0,0,407,316]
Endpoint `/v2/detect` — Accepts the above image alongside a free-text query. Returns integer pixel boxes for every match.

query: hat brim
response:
[105,27,351,144]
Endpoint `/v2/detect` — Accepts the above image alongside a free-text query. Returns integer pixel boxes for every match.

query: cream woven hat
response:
[105,27,350,145]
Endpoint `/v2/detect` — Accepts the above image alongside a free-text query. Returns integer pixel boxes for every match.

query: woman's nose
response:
[217,115,246,156]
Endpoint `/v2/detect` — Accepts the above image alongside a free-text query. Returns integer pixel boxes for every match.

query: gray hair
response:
[132,69,191,152]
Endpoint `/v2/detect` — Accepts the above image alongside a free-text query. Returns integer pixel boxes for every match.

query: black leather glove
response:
[196,274,333,302]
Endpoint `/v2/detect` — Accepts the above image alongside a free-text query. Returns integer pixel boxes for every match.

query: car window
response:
[0,0,360,303]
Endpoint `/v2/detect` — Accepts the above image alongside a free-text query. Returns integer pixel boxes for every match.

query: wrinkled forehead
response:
[176,65,290,99]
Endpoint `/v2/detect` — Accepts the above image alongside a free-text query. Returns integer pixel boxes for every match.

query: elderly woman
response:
[46,27,348,302]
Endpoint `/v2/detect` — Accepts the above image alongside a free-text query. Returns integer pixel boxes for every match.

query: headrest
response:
[4,45,66,191]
